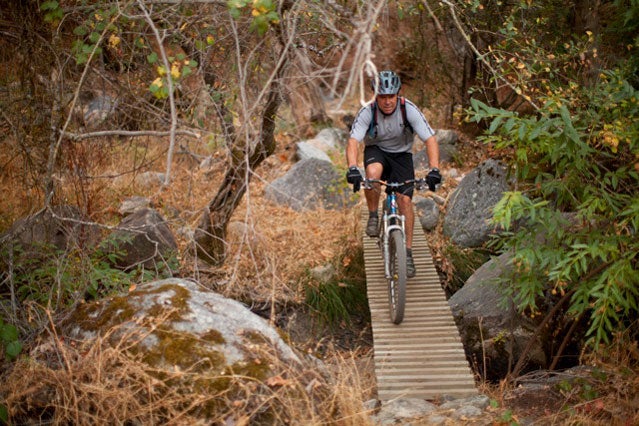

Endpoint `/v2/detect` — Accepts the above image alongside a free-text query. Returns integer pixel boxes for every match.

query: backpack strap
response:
[400,97,414,134]
[367,102,378,138]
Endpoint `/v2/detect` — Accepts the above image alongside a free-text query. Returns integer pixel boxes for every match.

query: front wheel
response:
[388,229,407,324]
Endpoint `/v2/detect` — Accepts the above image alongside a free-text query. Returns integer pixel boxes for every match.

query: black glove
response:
[426,168,442,191]
[346,166,363,193]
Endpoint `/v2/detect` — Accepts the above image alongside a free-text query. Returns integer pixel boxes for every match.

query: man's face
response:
[376,94,398,115]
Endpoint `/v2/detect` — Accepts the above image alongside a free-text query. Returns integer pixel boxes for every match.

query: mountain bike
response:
[361,178,428,324]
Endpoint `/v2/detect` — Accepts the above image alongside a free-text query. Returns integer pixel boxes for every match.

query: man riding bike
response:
[345,70,441,278]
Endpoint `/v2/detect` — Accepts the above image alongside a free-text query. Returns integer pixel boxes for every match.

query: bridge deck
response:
[361,206,477,401]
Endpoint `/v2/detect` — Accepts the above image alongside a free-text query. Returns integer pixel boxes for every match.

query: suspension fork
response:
[382,193,405,278]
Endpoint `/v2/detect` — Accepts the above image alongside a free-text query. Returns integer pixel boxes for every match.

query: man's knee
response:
[397,194,412,210]
[365,163,383,179]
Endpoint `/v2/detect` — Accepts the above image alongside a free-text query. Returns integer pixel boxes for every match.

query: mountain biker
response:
[345,70,441,278]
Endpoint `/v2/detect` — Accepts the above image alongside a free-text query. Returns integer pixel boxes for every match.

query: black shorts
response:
[364,145,415,197]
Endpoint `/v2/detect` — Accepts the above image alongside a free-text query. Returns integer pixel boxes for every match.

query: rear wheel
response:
[388,229,406,324]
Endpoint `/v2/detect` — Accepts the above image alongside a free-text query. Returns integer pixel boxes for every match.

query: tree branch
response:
[60,129,201,141]
[137,0,178,188]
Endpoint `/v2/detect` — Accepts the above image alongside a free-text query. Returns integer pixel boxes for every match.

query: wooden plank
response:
[362,205,477,401]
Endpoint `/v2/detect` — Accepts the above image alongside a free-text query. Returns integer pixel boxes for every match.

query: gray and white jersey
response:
[349,98,436,153]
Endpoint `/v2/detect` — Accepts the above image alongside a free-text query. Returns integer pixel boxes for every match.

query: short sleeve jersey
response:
[349,98,436,154]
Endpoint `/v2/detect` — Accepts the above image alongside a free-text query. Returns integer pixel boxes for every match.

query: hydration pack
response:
[367,96,414,139]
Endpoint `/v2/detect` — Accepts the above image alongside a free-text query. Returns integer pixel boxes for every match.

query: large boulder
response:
[58,278,304,423]
[443,159,509,247]
[65,278,300,368]
[449,252,546,380]
[264,157,356,211]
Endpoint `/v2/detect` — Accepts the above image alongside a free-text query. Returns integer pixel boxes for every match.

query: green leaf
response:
[0,404,7,423]
[40,0,59,11]
[0,324,18,342]
[147,52,158,64]
[5,340,22,358]
[488,116,503,134]
[73,25,88,36]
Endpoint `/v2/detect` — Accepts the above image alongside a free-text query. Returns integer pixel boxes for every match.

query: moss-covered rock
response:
[64,278,300,374]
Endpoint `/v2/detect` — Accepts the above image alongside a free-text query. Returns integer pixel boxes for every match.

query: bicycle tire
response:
[388,229,407,324]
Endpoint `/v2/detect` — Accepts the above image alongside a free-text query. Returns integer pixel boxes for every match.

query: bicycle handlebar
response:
[361,178,429,191]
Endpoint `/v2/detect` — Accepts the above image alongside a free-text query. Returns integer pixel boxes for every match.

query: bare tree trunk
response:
[194,63,284,266]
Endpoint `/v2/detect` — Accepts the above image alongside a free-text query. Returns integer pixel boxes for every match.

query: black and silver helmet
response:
[372,70,401,95]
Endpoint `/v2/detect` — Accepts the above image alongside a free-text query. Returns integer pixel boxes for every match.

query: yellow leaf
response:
[108,34,121,47]
[171,64,181,79]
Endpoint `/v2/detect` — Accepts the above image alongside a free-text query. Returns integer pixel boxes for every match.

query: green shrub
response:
[304,242,367,328]
[468,66,639,346]
[0,318,22,361]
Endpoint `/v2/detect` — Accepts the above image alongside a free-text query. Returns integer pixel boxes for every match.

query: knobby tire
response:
[388,229,406,324]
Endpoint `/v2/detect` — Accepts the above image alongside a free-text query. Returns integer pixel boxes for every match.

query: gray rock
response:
[264,157,356,211]
[65,277,300,369]
[449,251,546,380]
[375,398,437,422]
[295,141,332,162]
[315,127,347,150]
[414,196,440,231]
[367,394,494,424]
[435,129,459,146]
[102,208,177,272]
[83,95,118,129]
[119,196,151,216]
[413,129,459,169]
[135,171,166,187]
[452,405,483,419]
[443,159,509,247]
[0,205,100,274]
[440,394,490,410]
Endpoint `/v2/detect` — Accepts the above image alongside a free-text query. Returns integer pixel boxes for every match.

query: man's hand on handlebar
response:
[426,168,442,191]
[346,166,363,193]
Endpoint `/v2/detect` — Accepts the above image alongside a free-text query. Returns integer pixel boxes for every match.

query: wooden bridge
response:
[361,207,477,401]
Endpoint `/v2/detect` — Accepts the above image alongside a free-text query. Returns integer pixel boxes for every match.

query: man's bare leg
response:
[364,162,383,213]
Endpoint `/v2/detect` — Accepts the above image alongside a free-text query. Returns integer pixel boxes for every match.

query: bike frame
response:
[382,191,405,280]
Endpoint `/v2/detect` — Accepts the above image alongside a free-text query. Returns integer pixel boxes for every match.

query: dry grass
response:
[3,311,377,425]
